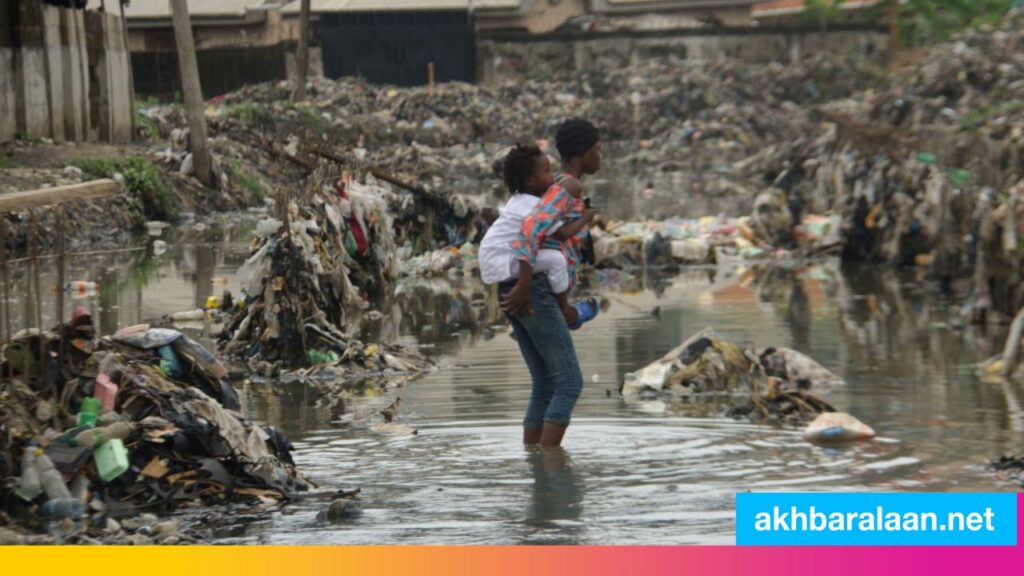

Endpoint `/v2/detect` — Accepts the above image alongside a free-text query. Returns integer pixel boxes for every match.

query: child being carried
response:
[479,143,598,328]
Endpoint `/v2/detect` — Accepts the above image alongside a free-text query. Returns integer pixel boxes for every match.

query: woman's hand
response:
[501,281,533,316]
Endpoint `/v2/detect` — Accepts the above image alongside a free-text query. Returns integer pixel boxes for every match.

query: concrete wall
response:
[85,10,133,143]
[478,26,888,84]
[0,1,16,143]
[0,1,131,144]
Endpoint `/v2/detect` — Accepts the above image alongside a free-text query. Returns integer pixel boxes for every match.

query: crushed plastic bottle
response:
[15,447,42,502]
[71,421,133,449]
[41,498,86,520]
[36,450,73,500]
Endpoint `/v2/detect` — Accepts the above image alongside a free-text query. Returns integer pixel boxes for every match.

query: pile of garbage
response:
[398,244,480,278]
[0,310,309,542]
[219,167,433,379]
[991,454,1024,487]
[731,11,1024,320]
[622,328,848,428]
[590,208,843,269]
[133,51,886,229]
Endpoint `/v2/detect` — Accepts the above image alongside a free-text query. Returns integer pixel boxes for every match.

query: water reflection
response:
[0,217,255,337]
[523,448,584,545]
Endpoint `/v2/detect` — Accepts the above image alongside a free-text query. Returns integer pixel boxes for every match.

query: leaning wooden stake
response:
[29,211,46,386]
[1002,306,1024,378]
[56,206,66,335]
[294,0,311,101]
[169,0,213,187]
[0,215,8,343]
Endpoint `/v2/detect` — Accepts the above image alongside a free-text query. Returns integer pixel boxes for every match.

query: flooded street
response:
[3,218,1021,545]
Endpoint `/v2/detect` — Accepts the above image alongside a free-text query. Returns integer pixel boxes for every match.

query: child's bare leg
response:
[555,291,579,326]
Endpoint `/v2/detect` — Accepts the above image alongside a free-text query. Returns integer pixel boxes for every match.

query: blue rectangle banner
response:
[736,492,1018,546]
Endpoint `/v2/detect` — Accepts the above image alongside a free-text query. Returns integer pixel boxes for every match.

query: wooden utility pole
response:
[295,0,311,101]
[119,0,137,137]
[888,0,901,68]
[169,0,213,187]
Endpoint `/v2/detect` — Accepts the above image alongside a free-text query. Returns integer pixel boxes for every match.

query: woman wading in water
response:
[499,118,603,447]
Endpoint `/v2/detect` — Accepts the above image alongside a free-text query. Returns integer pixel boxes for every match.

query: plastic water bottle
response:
[15,447,42,501]
[77,397,100,427]
[35,451,72,500]
[41,498,86,520]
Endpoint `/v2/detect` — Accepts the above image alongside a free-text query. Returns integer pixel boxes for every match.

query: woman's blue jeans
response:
[501,274,584,429]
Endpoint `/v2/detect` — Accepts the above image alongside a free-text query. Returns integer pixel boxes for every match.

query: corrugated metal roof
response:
[600,0,758,6]
[753,0,880,16]
[280,0,522,14]
[123,0,267,19]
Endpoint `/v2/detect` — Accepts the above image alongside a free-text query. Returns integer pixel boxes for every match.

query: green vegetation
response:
[225,160,264,204]
[73,157,176,222]
[862,0,1016,46]
[0,156,12,169]
[134,96,164,140]
[802,0,846,29]
[228,102,275,129]
[134,109,161,141]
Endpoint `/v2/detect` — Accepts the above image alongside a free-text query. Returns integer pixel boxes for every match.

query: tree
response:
[868,0,1014,47]
[802,0,846,31]
[295,0,311,101]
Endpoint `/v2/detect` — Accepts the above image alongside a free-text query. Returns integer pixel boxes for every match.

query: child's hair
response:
[502,143,542,195]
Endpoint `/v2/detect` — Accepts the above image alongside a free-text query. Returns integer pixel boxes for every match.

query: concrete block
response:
[0,48,15,143]
[16,48,50,139]
[42,5,66,142]
[61,8,85,141]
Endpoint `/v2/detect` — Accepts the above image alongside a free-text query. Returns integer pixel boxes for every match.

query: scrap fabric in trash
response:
[622,327,847,428]
[221,167,433,376]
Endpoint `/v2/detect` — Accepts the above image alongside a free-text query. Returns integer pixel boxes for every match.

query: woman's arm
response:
[551,209,598,240]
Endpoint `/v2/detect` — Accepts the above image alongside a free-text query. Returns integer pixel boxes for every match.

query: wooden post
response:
[119,0,137,138]
[56,206,65,330]
[888,0,900,68]
[0,216,8,343]
[294,0,311,101]
[169,0,213,187]
[428,62,435,98]
[29,211,45,386]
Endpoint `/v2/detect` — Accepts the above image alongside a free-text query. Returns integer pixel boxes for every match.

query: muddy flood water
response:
[3,213,1022,544]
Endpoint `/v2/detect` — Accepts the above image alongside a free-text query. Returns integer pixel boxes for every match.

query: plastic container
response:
[68,281,99,299]
[41,498,86,520]
[35,451,72,500]
[158,345,184,379]
[72,421,133,449]
[93,438,129,483]
[77,397,100,427]
[94,374,118,412]
[15,447,42,501]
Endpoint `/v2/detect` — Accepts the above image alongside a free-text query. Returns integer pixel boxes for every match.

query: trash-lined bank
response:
[5,11,1024,542]
[0,310,311,544]
[217,263,1018,544]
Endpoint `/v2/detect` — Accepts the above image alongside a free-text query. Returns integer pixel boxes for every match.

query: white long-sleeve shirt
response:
[479,193,568,293]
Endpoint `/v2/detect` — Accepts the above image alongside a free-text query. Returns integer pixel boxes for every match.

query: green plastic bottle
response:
[77,397,100,427]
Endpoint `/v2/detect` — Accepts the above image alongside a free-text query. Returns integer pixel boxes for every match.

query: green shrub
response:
[74,157,176,222]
